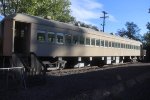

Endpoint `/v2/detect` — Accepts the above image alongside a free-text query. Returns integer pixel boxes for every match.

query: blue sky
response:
[0,0,149,35]
[0,14,4,21]
[71,0,150,35]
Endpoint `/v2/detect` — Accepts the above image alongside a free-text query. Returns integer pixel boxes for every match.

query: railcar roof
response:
[4,13,142,44]
[4,13,104,34]
[5,13,82,31]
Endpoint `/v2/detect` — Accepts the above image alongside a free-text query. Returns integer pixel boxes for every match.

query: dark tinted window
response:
[37,32,45,42]
[96,39,100,46]
[91,38,95,46]
[48,32,55,43]
[80,36,85,45]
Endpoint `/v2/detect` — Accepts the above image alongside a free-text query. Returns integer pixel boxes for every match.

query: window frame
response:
[37,31,46,42]
[65,34,72,45]
[101,40,105,47]
[105,40,108,47]
[91,38,96,46]
[72,35,79,45]
[85,37,90,45]
[56,33,64,44]
[109,41,112,47]
[112,42,115,48]
[47,32,55,43]
[79,36,85,45]
[96,39,100,47]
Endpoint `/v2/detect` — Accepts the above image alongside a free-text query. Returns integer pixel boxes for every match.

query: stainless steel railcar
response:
[0,13,144,68]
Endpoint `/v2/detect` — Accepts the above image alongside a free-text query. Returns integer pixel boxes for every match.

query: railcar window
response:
[109,41,112,47]
[123,44,125,48]
[112,42,115,47]
[56,34,64,44]
[129,45,131,49]
[118,43,120,48]
[48,32,55,43]
[91,38,95,46]
[65,34,72,44]
[114,42,117,48]
[126,44,128,49]
[21,30,25,37]
[136,46,138,50]
[115,43,117,48]
[96,39,100,46]
[37,33,45,42]
[131,45,133,49]
[79,36,85,45]
[128,44,129,49]
[137,46,140,50]
[116,42,118,48]
[105,40,108,47]
[73,35,78,44]
[138,46,140,50]
[86,37,90,45]
[134,45,136,49]
[115,42,117,48]
[135,46,136,50]
[101,40,104,46]
[121,43,123,48]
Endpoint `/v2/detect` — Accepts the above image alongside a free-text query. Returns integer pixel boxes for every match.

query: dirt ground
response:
[1,63,150,100]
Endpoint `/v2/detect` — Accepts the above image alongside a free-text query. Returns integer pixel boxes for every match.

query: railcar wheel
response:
[97,60,105,68]
[98,63,105,68]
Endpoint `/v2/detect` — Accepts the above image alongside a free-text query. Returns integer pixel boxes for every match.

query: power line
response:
[100,11,109,32]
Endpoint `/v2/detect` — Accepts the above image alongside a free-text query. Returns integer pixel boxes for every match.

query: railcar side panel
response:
[2,20,14,56]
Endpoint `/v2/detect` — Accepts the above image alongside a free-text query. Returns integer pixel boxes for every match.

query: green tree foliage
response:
[117,28,127,37]
[146,22,150,31]
[143,22,150,46]
[0,0,20,16]
[117,22,141,41]
[143,22,150,62]
[0,0,74,22]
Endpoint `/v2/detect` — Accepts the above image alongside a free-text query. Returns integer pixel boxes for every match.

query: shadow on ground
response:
[1,63,150,100]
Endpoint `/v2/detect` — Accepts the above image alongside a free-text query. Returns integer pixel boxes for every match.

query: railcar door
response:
[14,21,30,54]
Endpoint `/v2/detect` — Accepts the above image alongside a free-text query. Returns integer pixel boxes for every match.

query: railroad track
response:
[46,62,136,76]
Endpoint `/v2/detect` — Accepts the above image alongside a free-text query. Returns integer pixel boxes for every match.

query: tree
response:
[0,0,74,22]
[91,26,99,31]
[0,0,20,16]
[143,22,150,46]
[142,22,150,61]
[110,33,114,35]
[117,28,127,37]
[146,22,150,31]
[117,22,141,41]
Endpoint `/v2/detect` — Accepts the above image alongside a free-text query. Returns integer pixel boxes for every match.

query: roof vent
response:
[44,16,51,20]
[75,22,80,27]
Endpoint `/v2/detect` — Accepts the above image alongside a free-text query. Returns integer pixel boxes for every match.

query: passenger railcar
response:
[0,13,144,68]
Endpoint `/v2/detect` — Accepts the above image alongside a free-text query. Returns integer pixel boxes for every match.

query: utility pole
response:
[100,11,109,32]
